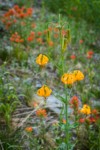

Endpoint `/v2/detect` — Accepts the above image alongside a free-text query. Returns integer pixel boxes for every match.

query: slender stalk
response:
[61,54,64,74]
[65,85,69,150]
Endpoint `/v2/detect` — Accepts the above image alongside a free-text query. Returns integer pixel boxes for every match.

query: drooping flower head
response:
[37,85,52,97]
[36,54,49,66]
[80,104,91,115]
[61,73,75,85]
[36,109,47,117]
[73,70,84,81]
[61,70,84,85]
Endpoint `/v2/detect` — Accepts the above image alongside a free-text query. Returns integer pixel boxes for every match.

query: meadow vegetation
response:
[0,0,100,150]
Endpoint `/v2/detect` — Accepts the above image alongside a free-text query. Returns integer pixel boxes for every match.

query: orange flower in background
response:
[37,31,42,36]
[13,19,17,23]
[79,118,85,123]
[61,73,75,85]
[36,109,47,117]
[36,38,43,44]
[62,30,67,36]
[19,13,26,18]
[31,23,36,28]
[62,119,66,124]
[70,96,80,109]
[80,104,91,115]
[43,29,48,34]
[6,21,12,29]
[36,54,49,66]
[54,27,59,32]
[25,127,33,132]
[30,31,35,36]
[54,33,58,38]
[73,70,84,81]
[2,5,33,29]
[37,85,52,97]
[87,50,94,59]
[14,5,19,11]
[10,32,24,43]
[48,27,53,31]
[26,8,33,16]
[87,55,92,59]
[87,50,94,55]
[27,31,35,42]
[70,54,76,60]
[27,36,34,42]
[19,39,24,43]
[89,117,96,123]
[79,39,84,44]
[48,41,54,47]
[92,109,98,115]
[33,102,39,108]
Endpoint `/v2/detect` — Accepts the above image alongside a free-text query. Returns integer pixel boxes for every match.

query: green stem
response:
[65,85,69,150]
[59,103,64,123]
[61,54,64,74]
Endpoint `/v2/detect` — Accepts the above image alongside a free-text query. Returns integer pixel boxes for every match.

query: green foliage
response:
[0,1,100,149]
[76,123,100,150]
[0,22,11,60]
[0,63,19,126]
[44,0,100,30]
[0,128,23,150]
[13,0,33,7]
[21,82,35,105]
